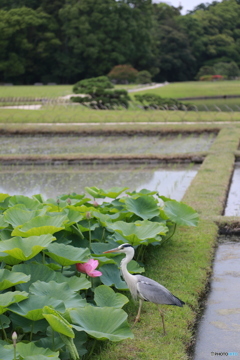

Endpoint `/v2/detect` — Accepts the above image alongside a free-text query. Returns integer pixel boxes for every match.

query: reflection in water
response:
[224,162,240,216]
[0,163,198,201]
[0,134,215,155]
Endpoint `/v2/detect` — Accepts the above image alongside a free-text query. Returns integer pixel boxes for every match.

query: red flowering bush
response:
[108,64,138,84]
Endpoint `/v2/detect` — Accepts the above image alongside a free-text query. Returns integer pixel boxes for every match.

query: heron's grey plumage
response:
[103,243,185,334]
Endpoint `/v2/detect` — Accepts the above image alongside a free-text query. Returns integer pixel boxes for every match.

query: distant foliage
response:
[108,65,138,84]
[71,76,130,109]
[134,93,194,110]
[197,62,240,80]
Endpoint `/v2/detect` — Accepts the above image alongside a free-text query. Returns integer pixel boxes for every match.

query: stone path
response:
[193,240,240,360]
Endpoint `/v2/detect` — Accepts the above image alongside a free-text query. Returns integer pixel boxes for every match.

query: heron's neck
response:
[120,252,134,282]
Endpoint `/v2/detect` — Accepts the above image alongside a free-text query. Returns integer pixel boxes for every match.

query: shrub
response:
[71,76,130,109]
[134,93,195,110]
[108,64,138,84]
[136,70,152,84]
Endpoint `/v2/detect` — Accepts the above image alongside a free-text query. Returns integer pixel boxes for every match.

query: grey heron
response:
[104,243,185,335]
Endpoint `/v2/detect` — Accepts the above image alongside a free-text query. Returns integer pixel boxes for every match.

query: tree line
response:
[0,0,240,84]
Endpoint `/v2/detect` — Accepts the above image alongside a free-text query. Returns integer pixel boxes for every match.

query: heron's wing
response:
[136,275,184,306]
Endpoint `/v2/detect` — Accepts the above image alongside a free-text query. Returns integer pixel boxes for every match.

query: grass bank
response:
[1,106,240,124]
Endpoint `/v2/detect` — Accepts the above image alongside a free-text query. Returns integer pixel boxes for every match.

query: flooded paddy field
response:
[0,133,216,155]
[0,162,198,200]
[224,162,240,216]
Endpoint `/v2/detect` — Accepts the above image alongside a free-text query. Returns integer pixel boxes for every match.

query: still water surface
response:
[0,134,215,155]
[0,163,198,200]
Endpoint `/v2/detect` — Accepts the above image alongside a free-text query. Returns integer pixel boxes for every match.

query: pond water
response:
[193,239,240,360]
[0,163,198,200]
[224,162,240,216]
[0,133,215,155]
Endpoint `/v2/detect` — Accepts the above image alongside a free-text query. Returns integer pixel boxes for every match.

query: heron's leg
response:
[157,306,166,336]
[133,299,143,325]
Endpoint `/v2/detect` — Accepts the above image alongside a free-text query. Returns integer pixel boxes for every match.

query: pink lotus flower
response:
[76,259,102,277]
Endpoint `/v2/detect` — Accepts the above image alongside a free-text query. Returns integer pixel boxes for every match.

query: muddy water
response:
[193,239,240,360]
[0,163,198,200]
[0,134,215,155]
[224,162,240,216]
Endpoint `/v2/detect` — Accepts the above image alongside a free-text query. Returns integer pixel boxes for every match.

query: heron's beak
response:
[103,247,120,254]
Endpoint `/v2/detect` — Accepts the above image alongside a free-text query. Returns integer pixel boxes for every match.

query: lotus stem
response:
[72,224,84,240]
[162,223,177,244]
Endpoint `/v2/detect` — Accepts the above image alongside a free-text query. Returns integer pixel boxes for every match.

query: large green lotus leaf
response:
[13,263,56,291]
[0,269,30,291]
[0,193,10,202]
[10,312,48,333]
[30,281,87,309]
[12,214,67,237]
[107,220,168,246]
[94,285,129,308]
[0,341,13,360]
[54,273,91,291]
[4,204,48,228]
[122,196,160,220]
[92,211,120,226]
[43,306,75,338]
[125,260,145,274]
[0,314,10,329]
[0,291,28,315]
[99,264,127,290]
[163,200,199,226]
[8,195,41,210]
[0,215,8,229]
[70,306,134,341]
[0,252,21,265]
[7,342,60,360]
[85,186,128,199]
[45,243,90,266]
[13,263,91,292]
[0,234,55,261]
[63,207,83,225]
[8,295,64,321]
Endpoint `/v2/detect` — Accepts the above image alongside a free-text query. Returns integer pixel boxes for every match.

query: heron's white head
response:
[103,243,134,256]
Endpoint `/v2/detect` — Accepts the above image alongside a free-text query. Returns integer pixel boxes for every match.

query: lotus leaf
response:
[0,341,13,360]
[4,204,48,228]
[13,342,59,359]
[99,264,127,290]
[70,306,134,341]
[13,263,91,292]
[163,200,199,226]
[0,252,21,265]
[0,215,8,229]
[43,306,75,338]
[122,195,160,219]
[94,285,129,308]
[0,234,55,261]
[85,186,128,199]
[10,312,48,333]
[0,291,28,315]
[0,269,30,291]
[8,294,64,321]
[45,242,90,266]
[107,220,168,246]
[8,195,41,209]
[12,214,67,237]
[63,207,83,225]
[30,281,87,309]
[0,314,10,329]
[0,193,9,202]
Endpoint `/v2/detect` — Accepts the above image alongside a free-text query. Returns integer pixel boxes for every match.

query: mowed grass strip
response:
[1,106,240,123]
[90,127,240,360]
[132,80,240,98]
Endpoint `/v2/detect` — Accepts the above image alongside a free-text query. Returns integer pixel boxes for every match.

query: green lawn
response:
[133,80,240,98]
[0,84,73,98]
